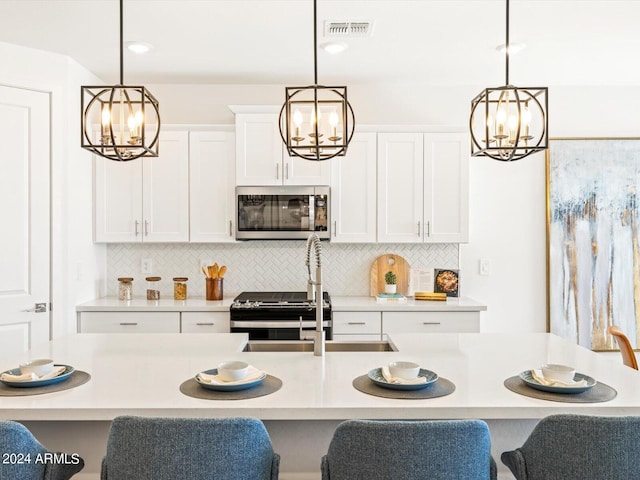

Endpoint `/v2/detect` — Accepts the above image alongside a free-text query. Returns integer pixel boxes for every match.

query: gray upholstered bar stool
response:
[0,420,84,480]
[321,419,497,480]
[501,414,640,479]
[100,416,279,480]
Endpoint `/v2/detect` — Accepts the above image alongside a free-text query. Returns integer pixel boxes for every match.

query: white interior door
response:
[0,85,50,359]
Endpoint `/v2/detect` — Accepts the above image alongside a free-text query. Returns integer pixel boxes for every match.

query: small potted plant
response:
[384,271,397,294]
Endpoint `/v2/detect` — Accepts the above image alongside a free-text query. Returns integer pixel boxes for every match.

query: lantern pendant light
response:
[81,0,160,161]
[279,0,355,161]
[469,0,548,162]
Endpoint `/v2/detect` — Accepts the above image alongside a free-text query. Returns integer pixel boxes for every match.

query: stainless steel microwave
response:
[236,186,330,240]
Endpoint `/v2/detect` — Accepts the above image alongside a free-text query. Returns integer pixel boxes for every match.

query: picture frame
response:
[546,137,640,351]
[433,269,459,297]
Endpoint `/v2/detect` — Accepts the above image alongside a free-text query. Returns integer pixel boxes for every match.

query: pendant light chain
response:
[119,0,124,85]
[505,0,509,85]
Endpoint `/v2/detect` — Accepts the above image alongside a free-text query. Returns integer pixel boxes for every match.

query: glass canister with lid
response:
[146,276,161,300]
[117,277,133,301]
[173,277,188,300]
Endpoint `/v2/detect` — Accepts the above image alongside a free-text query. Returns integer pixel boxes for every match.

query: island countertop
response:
[0,332,637,422]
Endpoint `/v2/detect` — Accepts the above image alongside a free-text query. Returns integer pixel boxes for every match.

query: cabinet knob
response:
[422,322,441,325]
[347,322,366,325]
[417,221,421,236]
[144,220,149,236]
[276,163,280,180]
[135,220,140,236]
[119,322,138,326]
[196,322,215,326]
[285,163,289,179]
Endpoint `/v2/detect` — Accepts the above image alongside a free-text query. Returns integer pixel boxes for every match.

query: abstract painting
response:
[547,138,640,351]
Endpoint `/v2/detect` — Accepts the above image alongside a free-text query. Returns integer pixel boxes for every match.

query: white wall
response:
[0,42,106,338]
[146,83,640,333]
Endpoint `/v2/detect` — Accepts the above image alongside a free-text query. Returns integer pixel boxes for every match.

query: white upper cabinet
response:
[423,132,469,242]
[189,131,236,242]
[330,132,377,243]
[95,130,190,242]
[233,109,331,186]
[377,133,424,243]
[377,131,468,243]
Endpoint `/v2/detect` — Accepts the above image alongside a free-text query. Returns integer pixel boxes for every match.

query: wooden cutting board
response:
[369,254,410,296]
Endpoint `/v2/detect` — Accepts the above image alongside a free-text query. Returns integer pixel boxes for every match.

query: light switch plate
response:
[479,258,491,276]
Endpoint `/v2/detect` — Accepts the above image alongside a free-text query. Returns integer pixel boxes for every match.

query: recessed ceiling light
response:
[496,43,526,55]
[126,41,153,54]
[320,41,348,54]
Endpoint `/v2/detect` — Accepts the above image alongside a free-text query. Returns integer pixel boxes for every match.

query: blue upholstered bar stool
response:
[501,414,640,479]
[0,420,84,480]
[100,416,279,480]
[321,419,497,480]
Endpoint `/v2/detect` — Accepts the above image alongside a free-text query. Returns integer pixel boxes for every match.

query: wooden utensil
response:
[369,254,410,296]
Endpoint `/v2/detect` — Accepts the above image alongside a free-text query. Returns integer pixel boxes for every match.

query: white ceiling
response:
[1,0,639,87]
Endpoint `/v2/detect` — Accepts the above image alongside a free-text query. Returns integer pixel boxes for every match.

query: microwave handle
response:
[309,195,315,231]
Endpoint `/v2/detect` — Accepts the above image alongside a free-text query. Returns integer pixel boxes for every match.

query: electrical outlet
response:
[479,258,491,276]
[141,258,153,274]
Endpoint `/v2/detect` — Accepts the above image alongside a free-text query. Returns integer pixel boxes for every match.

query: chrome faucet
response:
[305,233,325,356]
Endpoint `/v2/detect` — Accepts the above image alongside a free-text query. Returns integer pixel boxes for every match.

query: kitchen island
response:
[1,332,638,479]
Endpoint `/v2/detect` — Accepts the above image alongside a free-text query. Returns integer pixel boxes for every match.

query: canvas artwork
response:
[547,138,640,351]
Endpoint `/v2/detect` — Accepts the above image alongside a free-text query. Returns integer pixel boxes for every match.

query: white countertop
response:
[331,295,486,312]
[76,297,235,312]
[76,295,486,312]
[1,332,637,422]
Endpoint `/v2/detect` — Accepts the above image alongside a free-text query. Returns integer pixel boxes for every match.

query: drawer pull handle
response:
[119,322,138,326]
[196,322,215,326]
[347,322,366,325]
[422,322,441,325]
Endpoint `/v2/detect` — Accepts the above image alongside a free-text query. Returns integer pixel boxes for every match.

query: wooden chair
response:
[608,325,638,370]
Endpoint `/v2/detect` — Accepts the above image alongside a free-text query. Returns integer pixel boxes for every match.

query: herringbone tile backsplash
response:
[107,242,459,298]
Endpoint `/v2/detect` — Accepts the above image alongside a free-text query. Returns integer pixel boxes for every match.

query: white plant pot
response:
[384,284,397,294]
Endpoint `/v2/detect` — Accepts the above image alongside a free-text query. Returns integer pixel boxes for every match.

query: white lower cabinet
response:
[332,312,382,341]
[382,311,480,334]
[78,312,180,333]
[181,312,230,333]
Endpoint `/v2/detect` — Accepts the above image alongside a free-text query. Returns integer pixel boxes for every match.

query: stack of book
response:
[414,292,447,301]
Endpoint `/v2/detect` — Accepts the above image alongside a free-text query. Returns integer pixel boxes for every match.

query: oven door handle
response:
[230,320,331,329]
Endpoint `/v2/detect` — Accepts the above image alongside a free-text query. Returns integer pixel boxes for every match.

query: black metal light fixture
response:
[469,0,548,162]
[81,0,160,161]
[279,0,355,161]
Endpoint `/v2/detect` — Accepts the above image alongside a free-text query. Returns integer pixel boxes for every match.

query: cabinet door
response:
[181,312,230,333]
[377,133,424,243]
[190,131,236,242]
[284,151,331,185]
[382,311,480,333]
[331,132,377,243]
[235,113,282,186]
[94,155,143,242]
[142,131,190,242]
[423,133,469,243]
[78,312,180,333]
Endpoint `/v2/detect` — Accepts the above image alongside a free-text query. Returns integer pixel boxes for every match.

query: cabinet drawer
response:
[382,312,480,333]
[333,312,381,335]
[79,312,180,333]
[181,312,230,333]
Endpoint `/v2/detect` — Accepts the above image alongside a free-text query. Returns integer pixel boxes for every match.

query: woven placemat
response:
[0,371,91,397]
[180,375,282,400]
[504,376,617,403]
[353,375,455,399]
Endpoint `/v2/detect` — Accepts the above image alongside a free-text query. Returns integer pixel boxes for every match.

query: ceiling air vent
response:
[324,21,374,37]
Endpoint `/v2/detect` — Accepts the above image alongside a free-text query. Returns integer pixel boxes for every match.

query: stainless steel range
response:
[229,291,332,341]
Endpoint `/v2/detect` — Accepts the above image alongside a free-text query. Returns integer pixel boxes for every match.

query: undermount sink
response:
[243,340,397,352]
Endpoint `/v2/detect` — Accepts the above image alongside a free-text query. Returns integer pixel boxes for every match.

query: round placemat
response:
[504,376,617,403]
[180,375,282,400]
[352,375,455,399]
[0,371,91,397]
